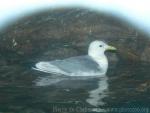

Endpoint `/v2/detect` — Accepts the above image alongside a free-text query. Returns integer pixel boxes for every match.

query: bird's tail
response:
[32,61,68,75]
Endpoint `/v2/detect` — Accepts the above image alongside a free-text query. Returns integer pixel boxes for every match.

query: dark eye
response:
[99,45,103,47]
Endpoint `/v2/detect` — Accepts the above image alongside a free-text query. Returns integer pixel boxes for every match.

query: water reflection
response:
[34,73,109,107]
[34,74,105,87]
[0,62,150,112]
[86,76,108,106]
[34,75,68,86]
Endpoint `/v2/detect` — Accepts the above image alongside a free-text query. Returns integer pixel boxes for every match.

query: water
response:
[86,76,108,107]
[0,55,149,113]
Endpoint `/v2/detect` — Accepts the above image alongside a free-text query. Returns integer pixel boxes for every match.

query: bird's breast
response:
[94,56,108,73]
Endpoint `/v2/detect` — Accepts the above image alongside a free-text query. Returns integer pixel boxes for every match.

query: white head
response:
[88,40,116,74]
[88,40,116,58]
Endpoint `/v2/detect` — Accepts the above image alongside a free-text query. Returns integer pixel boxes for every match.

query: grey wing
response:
[50,55,101,73]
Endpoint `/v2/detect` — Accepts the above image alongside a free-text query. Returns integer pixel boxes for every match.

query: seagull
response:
[33,40,116,76]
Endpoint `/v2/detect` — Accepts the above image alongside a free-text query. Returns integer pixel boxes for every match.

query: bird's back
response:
[50,55,102,73]
[34,55,105,76]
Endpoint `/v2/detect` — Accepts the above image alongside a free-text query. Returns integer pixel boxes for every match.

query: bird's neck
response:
[89,52,108,74]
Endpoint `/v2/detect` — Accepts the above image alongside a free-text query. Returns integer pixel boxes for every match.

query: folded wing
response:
[33,55,103,76]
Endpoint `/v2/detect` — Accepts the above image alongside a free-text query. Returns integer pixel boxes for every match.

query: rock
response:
[141,47,150,62]
[136,81,150,92]
[0,8,150,64]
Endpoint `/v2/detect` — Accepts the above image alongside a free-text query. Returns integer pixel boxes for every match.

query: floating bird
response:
[33,40,116,76]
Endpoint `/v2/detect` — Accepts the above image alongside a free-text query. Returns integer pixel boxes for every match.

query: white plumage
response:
[33,40,116,76]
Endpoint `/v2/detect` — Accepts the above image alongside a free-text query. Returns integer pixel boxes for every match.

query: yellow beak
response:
[106,45,117,51]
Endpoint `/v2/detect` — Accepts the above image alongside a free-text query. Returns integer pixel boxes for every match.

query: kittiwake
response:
[33,40,116,76]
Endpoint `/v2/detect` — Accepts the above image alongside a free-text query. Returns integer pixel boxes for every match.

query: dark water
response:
[0,58,150,113]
